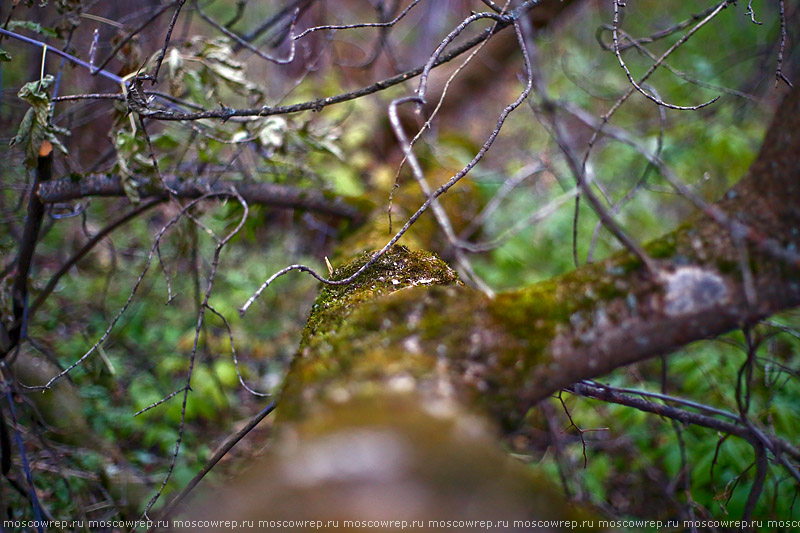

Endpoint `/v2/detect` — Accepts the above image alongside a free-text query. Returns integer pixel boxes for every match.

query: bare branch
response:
[611,0,722,111]
[151,0,188,82]
[36,175,366,221]
[241,17,535,314]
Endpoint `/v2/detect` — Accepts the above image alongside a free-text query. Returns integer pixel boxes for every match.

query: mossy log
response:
[187,88,800,528]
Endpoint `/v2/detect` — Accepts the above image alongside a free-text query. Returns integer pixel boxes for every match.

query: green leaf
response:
[188,36,258,94]
[0,48,11,61]
[7,20,59,38]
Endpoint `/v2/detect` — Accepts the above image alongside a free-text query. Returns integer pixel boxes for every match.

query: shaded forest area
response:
[0,0,799,531]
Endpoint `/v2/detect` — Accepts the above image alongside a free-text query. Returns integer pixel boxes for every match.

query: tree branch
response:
[5,143,54,356]
[283,86,800,427]
[37,175,368,221]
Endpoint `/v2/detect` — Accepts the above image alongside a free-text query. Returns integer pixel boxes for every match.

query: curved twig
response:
[194,0,297,65]
[611,0,721,111]
[294,0,423,40]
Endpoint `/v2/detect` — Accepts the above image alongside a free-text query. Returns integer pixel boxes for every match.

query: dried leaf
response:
[10,75,70,167]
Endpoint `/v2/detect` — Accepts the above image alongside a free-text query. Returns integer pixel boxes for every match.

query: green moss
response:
[611,224,689,273]
[491,259,630,342]
[485,277,579,412]
[279,245,461,421]
[482,255,655,420]
[644,230,679,259]
[301,245,460,344]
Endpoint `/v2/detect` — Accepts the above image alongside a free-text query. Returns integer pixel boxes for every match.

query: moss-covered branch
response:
[185,82,799,528]
[281,86,800,427]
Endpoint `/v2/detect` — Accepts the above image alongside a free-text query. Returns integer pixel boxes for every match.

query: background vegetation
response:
[0,0,797,529]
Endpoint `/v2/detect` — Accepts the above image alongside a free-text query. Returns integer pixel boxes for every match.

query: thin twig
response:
[27,193,238,391]
[294,0,423,40]
[155,401,276,522]
[136,1,553,121]
[151,0,188,82]
[570,382,800,485]
[91,1,176,76]
[776,0,793,87]
[143,190,249,516]
[523,22,657,274]
[612,0,720,111]
[206,305,267,397]
[194,0,297,65]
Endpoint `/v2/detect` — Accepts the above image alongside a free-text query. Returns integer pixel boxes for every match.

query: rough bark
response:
[183,88,799,527]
